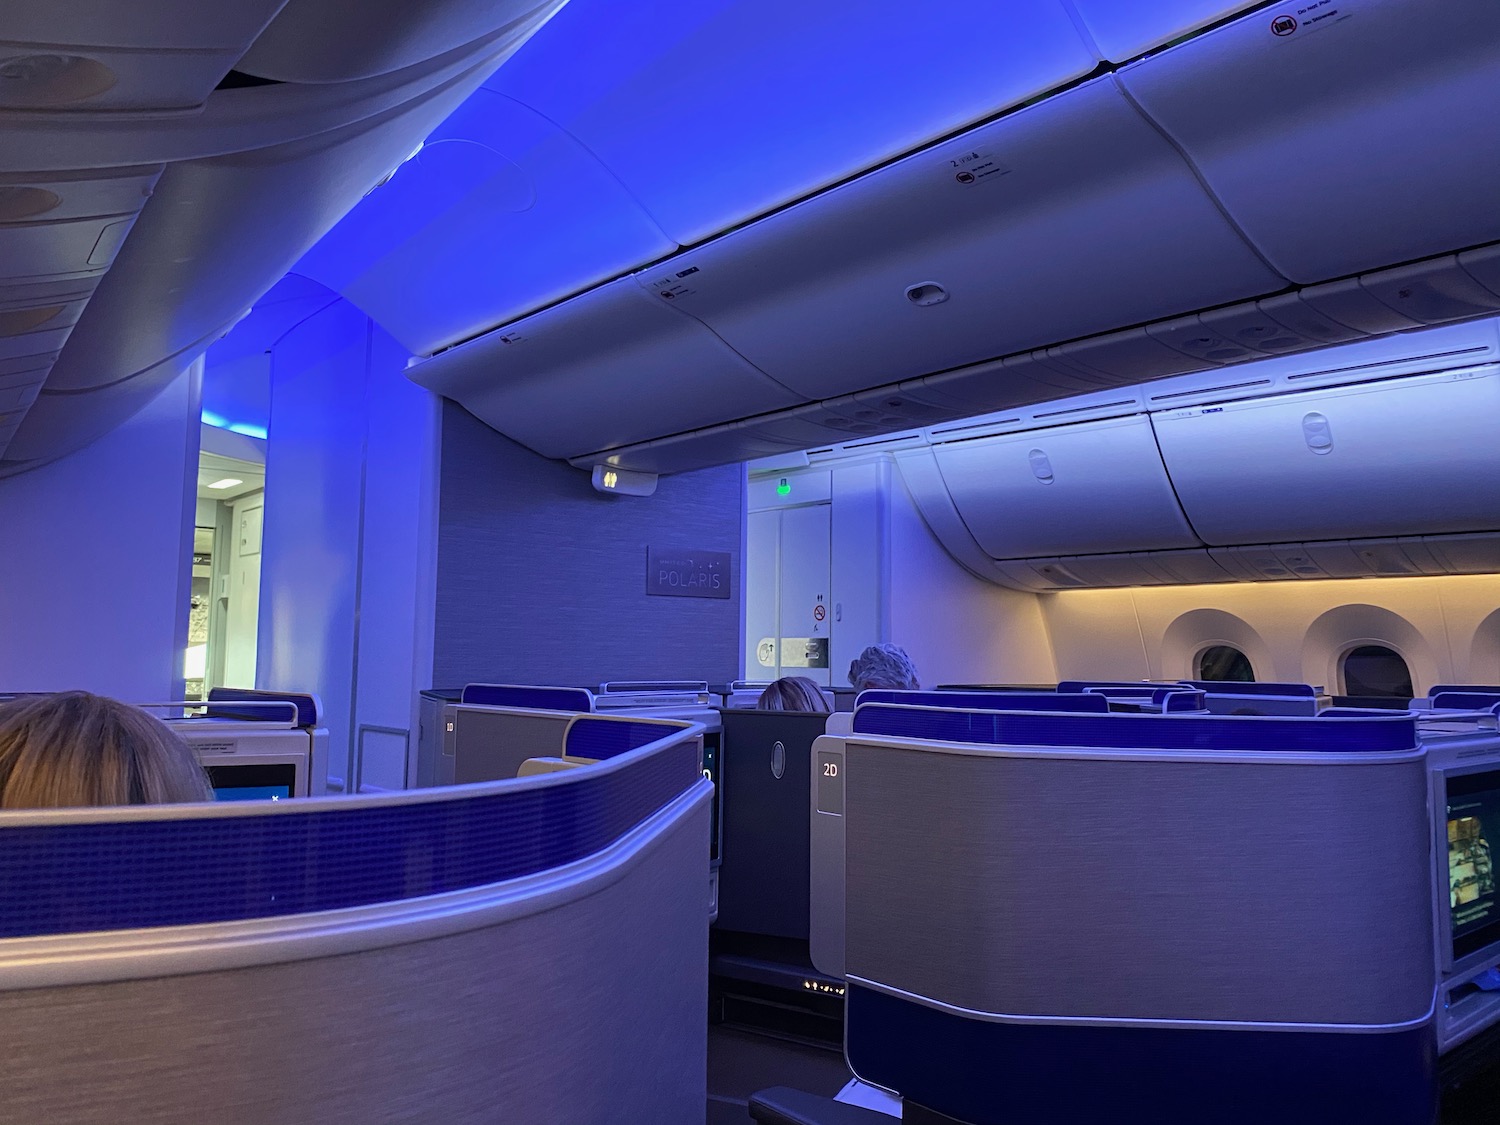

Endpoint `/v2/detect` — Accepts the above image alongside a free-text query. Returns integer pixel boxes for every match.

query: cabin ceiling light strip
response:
[206,478,243,490]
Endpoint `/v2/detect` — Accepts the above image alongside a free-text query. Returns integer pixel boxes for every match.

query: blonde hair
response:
[756,677,831,713]
[0,692,213,809]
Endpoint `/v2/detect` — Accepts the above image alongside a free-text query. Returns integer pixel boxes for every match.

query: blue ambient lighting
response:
[201,410,268,440]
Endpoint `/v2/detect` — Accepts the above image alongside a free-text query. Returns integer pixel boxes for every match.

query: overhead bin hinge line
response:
[1145,411,1210,548]
[640,271,809,403]
[434,1,1291,359]
[491,91,677,250]
[1113,79,1287,285]
[1057,0,1106,60]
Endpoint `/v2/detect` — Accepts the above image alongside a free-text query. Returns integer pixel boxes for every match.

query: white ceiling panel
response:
[490,0,1098,245]
[295,90,676,355]
[237,0,565,83]
[45,65,495,394]
[1066,0,1261,60]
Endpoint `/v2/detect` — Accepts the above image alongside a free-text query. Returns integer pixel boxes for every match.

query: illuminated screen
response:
[206,763,298,802]
[702,733,721,864]
[1447,770,1500,961]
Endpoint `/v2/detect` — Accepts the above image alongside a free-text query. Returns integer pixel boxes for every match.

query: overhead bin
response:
[236,0,564,84]
[1067,1,1261,61]
[44,78,489,395]
[2,355,189,467]
[1151,366,1500,547]
[488,0,1099,245]
[296,89,677,355]
[1120,0,1500,283]
[0,2,286,110]
[996,550,1233,591]
[633,75,1285,401]
[583,420,809,477]
[931,414,1201,559]
[407,277,805,460]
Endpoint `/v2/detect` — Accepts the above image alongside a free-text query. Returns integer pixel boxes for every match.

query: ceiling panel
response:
[490,0,1098,245]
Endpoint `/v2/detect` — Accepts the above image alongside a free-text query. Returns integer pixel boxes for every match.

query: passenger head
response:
[847,644,920,693]
[756,676,831,713]
[0,691,213,809]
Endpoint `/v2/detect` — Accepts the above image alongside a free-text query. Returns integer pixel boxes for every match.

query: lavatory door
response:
[745,503,832,686]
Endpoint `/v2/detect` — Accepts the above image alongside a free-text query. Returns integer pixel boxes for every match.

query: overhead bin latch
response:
[904,282,949,307]
[1301,412,1334,455]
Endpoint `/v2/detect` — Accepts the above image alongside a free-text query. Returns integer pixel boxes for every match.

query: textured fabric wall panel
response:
[0,801,709,1125]
[434,402,743,687]
[844,744,1433,1026]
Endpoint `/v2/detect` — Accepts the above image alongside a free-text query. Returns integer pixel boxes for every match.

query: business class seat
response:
[0,717,710,1124]
[780,702,1441,1125]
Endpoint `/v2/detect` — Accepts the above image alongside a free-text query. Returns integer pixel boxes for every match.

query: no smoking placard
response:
[813,604,826,622]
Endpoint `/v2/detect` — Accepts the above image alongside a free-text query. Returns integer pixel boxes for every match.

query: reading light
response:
[206,478,243,490]
[591,464,658,497]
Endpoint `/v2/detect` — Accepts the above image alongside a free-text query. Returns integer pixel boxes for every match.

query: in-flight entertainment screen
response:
[207,762,298,802]
[1447,769,1500,963]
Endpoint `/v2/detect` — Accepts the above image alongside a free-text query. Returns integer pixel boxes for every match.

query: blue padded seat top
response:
[850,704,1416,754]
[855,690,1107,712]
[460,683,594,712]
[564,717,688,761]
[1179,681,1319,697]
[1430,692,1500,711]
[206,687,320,727]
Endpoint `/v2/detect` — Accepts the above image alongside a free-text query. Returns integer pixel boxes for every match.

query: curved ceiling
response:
[0,0,567,476]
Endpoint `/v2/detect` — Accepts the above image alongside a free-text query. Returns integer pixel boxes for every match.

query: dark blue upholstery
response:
[846,985,1438,1125]
[0,738,700,938]
[565,717,690,761]
[460,683,595,711]
[849,705,1416,753]
[856,690,1107,713]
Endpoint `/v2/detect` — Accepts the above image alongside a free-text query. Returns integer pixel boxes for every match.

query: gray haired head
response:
[847,644,920,692]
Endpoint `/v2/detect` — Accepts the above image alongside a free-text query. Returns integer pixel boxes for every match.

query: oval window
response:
[1341,645,1413,699]
[1196,645,1255,682]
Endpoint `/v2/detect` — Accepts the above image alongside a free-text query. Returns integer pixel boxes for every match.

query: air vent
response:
[843,433,921,451]
[1150,379,1270,402]
[1033,398,1136,420]
[1284,346,1490,381]
[931,417,1020,437]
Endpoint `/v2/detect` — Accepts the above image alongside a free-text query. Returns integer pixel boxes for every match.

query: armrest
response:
[748,1087,897,1125]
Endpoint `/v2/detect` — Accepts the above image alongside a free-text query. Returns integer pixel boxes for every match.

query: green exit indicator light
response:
[776,478,791,497]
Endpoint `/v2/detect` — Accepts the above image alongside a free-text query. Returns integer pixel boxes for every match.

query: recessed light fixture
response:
[206,478,243,490]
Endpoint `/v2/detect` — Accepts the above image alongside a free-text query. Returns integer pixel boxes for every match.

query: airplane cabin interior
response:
[1,2,1499,1122]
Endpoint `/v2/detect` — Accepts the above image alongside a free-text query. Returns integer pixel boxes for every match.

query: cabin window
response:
[1196,645,1255,682]
[1341,645,1413,699]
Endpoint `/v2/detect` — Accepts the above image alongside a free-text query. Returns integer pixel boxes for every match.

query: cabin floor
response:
[708,1025,851,1124]
[706,1022,1500,1124]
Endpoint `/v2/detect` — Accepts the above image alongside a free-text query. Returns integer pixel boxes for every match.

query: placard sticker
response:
[942,146,1011,188]
[646,265,700,301]
[1269,0,1354,39]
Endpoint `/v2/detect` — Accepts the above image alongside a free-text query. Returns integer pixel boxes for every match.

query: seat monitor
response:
[1447,768,1500,965]
[206,762,299,802]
